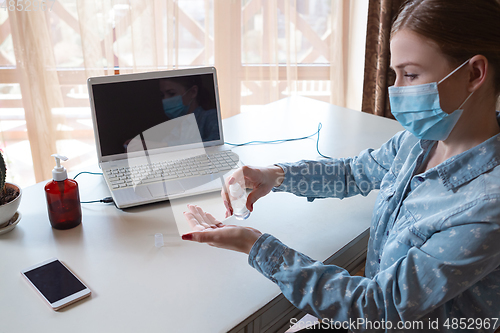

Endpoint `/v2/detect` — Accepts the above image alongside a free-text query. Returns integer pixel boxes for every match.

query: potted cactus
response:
[0,151,21,228]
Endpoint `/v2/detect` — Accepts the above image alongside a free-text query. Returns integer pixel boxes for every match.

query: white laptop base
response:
[102,147,240,209]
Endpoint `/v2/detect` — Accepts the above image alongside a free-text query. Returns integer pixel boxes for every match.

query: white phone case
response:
[21,257,91,311]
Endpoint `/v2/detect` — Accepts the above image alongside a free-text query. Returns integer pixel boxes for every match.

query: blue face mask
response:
[162,89,193,119]
[388,59,474,141]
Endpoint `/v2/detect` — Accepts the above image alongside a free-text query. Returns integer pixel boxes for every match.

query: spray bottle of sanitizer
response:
[44,154,82,230]
[229,182,251,220]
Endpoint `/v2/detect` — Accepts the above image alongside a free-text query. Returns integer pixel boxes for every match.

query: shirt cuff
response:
[271,162,292,193]
[271,163,317,202]
[248,233,287,283]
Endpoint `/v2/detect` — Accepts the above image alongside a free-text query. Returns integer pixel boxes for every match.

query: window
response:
[0,0,367,187]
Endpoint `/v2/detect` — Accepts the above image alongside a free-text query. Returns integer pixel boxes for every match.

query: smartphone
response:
[21,258,91,311]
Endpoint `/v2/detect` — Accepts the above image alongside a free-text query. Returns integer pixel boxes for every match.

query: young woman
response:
[182,0,500,331]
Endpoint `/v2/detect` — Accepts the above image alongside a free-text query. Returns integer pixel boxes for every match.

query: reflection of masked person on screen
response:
[160,76,219,144]
[125,76,219,154]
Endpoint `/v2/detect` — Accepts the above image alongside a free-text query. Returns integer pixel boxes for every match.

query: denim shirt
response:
[248,120,500,332]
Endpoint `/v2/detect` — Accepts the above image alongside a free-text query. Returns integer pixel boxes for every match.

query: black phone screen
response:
[24,260,86,304]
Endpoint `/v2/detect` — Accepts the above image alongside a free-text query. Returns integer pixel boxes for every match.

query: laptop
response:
[87,67,239,209]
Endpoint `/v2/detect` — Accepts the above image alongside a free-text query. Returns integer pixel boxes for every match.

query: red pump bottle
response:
[44,154,82,230]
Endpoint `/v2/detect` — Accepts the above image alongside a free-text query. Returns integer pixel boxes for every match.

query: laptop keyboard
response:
[105,150,239,189]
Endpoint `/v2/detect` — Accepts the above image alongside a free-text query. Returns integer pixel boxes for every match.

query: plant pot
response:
[0,183,22,228]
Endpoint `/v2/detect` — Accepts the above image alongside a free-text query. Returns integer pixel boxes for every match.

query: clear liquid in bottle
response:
[229,182,250,220]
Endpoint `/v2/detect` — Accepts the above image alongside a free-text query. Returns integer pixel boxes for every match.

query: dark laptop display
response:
[91,73,220,157]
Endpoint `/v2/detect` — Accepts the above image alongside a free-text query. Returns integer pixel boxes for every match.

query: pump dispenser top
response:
[51,154,68,181]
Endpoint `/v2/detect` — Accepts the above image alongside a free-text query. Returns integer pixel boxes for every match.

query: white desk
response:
[0,97,402,333]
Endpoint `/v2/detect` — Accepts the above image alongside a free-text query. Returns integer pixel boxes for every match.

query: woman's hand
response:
[222,165,285,218]
[182,204,263,254]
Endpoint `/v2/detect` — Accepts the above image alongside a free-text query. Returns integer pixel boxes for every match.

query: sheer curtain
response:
[238,0,368,111]
[0,0,368,187]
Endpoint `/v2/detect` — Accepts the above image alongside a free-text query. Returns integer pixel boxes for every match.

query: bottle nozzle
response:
[51,154,68,169]
[51,154,68,181]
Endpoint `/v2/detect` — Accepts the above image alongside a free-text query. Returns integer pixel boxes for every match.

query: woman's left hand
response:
[182,204,262,254]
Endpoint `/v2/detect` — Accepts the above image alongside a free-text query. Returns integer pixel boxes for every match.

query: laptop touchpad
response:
[147,181,185,198]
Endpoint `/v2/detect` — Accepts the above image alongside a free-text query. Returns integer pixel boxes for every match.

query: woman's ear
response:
[189,85,199,99]
[468,55,489,92]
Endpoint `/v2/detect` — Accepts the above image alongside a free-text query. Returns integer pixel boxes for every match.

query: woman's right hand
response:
[221,165,285,218]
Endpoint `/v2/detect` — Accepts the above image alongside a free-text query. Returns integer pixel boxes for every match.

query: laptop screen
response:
[91,72,221,158]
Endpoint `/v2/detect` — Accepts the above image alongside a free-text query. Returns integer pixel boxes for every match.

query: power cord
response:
[73,171,103,179]
[76,123,331,205]
[224,122,332,159]
[315,123,331,159]
[72,171,114,204]
[81,197,114,204]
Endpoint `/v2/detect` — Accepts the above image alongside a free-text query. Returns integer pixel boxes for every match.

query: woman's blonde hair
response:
[392,0,500,96]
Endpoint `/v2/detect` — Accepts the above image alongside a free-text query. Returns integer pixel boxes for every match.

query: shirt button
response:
[415,176,424,182]
[378,258,381,263]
